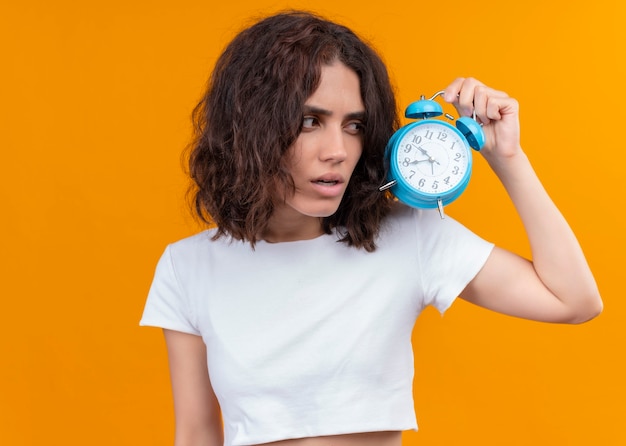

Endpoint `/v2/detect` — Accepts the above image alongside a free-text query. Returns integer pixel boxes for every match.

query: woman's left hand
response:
[443,77,521,161]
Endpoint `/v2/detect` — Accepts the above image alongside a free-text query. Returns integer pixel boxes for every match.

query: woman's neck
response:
[262,210,324,243]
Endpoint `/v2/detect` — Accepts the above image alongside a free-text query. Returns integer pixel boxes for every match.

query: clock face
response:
[393,121,470,196]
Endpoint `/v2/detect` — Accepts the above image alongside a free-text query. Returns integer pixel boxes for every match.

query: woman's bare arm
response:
[446,77,602,323]
[164,329,223,446]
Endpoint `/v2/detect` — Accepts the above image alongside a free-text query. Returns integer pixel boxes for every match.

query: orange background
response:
[1,1,624,445]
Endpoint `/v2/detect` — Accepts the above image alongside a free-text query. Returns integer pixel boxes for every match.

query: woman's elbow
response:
[566,291,603,324]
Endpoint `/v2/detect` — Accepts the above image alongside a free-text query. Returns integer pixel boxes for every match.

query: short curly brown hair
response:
[187,10,399,251]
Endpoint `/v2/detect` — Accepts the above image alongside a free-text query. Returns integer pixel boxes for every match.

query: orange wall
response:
[1,1,623,445]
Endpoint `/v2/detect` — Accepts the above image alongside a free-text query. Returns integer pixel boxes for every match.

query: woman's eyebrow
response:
[303,105,331,116]
[303,105,365,120]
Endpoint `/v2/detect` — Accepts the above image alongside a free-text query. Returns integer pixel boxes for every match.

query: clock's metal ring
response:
[429,90,480,124]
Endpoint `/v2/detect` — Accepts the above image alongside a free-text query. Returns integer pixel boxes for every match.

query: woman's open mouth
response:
[314,179,339,186]
[310,175,345,197]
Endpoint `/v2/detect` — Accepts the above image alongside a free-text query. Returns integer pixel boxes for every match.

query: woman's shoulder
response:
[165,227,264,267]
[380,202,483,247]
[169,229,215,249]
[383,202,437,230]
[161,228,226,267]
[385,201,474,227]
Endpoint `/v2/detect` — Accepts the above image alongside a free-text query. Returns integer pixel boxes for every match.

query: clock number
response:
[418,178,425,187]
[404,144,412,153]
[432,180,439,190]
[444,176,450,185]
[454,153,462,162]
[412,135,422,145]
[402,157,411,167]
[409,170,416,179]
[450,141,456,150]
[437,132,447,142]
[424,130,434,140]
[452,166,460,175]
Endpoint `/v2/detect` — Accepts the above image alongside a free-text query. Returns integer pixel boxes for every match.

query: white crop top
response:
[140,205,494,445]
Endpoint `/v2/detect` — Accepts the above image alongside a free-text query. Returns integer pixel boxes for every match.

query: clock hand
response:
[427,155,441,175]
[409,144,441,175]
[412,144,429,156]
[412,144,440,164]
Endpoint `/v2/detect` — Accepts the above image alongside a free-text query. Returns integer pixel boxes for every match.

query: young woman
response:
[140,10,602,446]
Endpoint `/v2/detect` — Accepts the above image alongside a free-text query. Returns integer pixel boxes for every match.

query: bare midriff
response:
[257,431,403,446]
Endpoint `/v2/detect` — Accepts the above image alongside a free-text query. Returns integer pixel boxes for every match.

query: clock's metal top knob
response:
[405,99,443,119]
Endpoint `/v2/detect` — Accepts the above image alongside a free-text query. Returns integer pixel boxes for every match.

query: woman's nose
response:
[318,127,347,162]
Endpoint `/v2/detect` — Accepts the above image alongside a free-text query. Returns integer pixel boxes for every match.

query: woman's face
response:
[268,61,365,240]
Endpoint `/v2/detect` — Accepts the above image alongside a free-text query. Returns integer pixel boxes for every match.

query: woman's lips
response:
[310,175,345,197]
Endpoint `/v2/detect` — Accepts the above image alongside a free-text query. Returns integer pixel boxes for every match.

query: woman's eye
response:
[345,121,364,134]
[302,116,318,129]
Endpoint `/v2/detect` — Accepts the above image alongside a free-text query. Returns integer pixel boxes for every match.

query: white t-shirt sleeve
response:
[414,209,494,314]
[140,245,201,335]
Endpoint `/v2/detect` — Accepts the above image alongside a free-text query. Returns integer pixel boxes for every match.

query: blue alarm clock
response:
[379,91,485,218]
